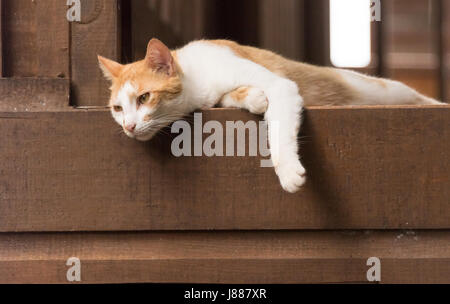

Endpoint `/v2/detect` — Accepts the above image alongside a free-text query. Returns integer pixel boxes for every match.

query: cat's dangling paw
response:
[275,159,306,193]
[245,87,269,114]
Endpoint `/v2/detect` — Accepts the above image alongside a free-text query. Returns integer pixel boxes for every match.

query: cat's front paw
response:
[245,88,268,114]
[275,159,306,193]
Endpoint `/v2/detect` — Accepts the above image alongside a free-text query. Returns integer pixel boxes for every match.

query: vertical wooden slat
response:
[433,0,444,101]
[132,0,210,60]
[36,0,70,78]
[435,0,446,102]
[376,0,387,77]
[1,0,69,78]
[0,0,3,77]
[208,0,259,46]
[259,0,305,61]
[0,0,3,78]
[304,0,330,65]
[444,0,450,102]
[71,0,121,107]
[120,0,132,64]
[2,0,37,77]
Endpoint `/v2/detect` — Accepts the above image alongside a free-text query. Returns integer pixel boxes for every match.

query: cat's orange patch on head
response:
[99,38,183,108]
[108,58,182,108]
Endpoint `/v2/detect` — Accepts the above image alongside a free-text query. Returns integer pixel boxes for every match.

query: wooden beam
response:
[0,78,70,111]
[0,231,448,283]
[0,106,448,232]
[71,0,121,106]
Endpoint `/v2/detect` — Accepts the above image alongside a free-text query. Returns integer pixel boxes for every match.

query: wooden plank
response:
[0,0,3,77]
[2,0,69,78]
[0,78,70,111]
[434,0,445,101]
[0,106,448,232]
[132,0,209,60]
[304,0,330,65]
[119,0,132,63]
[444,0,450,102]
[259,0,305,61]
[0,231,448,283]
[71,0,120,106]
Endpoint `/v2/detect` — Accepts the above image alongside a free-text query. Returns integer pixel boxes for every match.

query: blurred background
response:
[129,0,449,101]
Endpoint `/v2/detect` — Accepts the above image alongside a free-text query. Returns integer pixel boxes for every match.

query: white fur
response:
[112,81,158,140]
[220,87,268,114]
[337,69,442,105]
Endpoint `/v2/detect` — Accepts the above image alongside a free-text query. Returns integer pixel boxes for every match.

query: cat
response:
[98,38,444,193]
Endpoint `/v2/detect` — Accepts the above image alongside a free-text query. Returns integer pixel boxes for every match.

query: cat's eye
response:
[137,93,150,105]
[113,105,123,112]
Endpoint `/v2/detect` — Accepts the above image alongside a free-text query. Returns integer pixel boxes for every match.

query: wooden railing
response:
[0,0,449,284]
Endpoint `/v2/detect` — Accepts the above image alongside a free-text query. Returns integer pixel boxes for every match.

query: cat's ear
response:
[98,55,124,81]
[145,38,175,76]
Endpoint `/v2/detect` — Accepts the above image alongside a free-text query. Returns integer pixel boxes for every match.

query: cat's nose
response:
[124,123,136,132]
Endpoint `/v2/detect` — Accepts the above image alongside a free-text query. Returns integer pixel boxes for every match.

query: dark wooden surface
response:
[1,0,69,78]
[0,78,70,111]
[70,0,121,107]
[0,231,448,284]
[304,0,330,65]
[132,0,210,60]
[0,0,3,77]
[258,0,305,61]
[0,106,448,232]
[0,1,448,284]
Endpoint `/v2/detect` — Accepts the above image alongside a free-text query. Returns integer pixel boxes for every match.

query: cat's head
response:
[98,38,183,141]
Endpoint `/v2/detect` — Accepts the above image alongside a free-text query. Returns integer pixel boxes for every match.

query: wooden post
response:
[70,0,122,107]
[0,0,70,110]
[1,0,69,78]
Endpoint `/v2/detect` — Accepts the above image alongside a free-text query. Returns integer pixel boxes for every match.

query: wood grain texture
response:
[132,0,209,60]
[444,0,450,102]
[71,0,120,106]
[259,0,304,61]
[0,231,448,284]
[304,0,330,65]
[1,0,69,77]
[0,0,3,77]
[0,78,70,111]
[0,106,448,232]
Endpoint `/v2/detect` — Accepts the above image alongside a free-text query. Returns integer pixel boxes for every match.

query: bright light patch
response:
[330,0,371,68]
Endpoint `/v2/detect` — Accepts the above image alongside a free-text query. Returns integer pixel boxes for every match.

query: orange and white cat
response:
[98,38,443,193]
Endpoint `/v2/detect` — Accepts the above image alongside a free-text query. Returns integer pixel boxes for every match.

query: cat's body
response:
[98,39,443,193]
